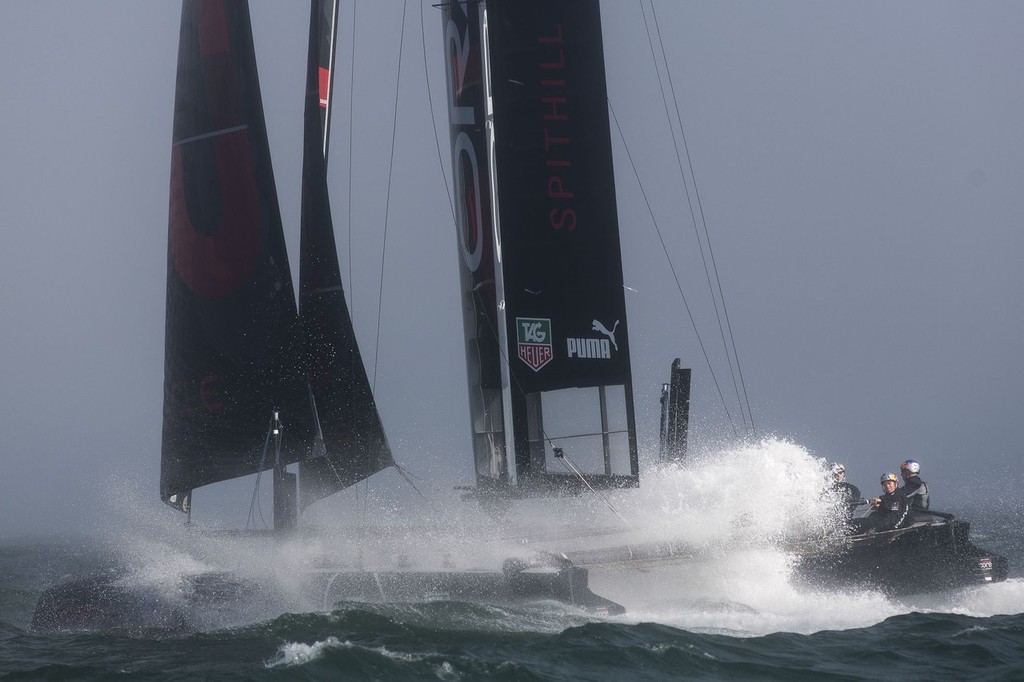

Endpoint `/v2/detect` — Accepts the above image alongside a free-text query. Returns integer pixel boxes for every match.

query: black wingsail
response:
[161,0,317,511]
[443,0,638,495]
[298,0,394,508]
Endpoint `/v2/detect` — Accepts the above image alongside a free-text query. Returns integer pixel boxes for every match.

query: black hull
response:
[31,572,266,633]
[794,512,1008,595]
[32,557,622,633]
[306,558,621,614]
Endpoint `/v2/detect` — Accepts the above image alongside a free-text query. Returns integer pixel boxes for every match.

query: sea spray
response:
[610,438,844,543]
[61,437,1020,636]
[523,437,907,630]
[96,440,843,619]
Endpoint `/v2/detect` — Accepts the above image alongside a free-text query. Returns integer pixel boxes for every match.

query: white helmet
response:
[900,459,920,475]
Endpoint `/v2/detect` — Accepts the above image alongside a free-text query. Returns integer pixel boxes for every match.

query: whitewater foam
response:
[76,437,1014,636]
[267,636,348,667]
[268,636,443,669]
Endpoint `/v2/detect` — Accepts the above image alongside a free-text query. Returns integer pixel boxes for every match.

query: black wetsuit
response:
[901,475,929,511]
[864,487,909,532]
[833,481,863,522]
[833,481,862,506]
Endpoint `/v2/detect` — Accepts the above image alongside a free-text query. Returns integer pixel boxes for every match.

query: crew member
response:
[862,472,910,533]
[831,463,863,513]
[900,459,929,511]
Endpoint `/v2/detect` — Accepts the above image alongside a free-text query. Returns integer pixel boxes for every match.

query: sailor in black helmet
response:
[900,459,929,511]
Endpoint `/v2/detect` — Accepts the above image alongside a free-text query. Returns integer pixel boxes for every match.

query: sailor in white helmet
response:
[899,459,929,511]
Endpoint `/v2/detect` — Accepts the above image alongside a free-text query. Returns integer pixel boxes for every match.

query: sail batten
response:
[174,124,249,146]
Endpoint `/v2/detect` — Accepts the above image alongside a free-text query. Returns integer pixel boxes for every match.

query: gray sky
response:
[1,1,1021,537]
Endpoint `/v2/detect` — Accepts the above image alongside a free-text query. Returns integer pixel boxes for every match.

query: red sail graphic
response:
[161,0,316,509]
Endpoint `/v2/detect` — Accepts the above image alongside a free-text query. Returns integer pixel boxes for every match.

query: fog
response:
[1,1,1021,538]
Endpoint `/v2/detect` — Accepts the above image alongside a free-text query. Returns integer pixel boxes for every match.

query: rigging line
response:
[371,0,409,392]
[552,447,630,528]
[337,3,400,509]
[640,1,747,436]
[361,476,369,528]
[393,462,437,509]
[323,0,340,161]
[650,0,756,436]
[609,102,739,438]
[420,0,459,227]
[247,417,275,531]
[650,1,753,435]
[347,0,358,314]
[306,378,371,503]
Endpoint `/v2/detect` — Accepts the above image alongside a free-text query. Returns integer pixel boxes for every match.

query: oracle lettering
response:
[445,6,485,273]
[444,12,475,126]
[453,132,484,271]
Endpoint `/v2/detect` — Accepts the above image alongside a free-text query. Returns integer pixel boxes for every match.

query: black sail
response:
[444,0,638,494]
[298,0,394,508]
[161,0,316,510]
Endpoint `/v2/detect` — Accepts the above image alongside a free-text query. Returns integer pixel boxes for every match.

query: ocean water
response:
[2,443,1022,681]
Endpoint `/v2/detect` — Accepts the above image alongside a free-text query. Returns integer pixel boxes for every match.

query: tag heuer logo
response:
[516,317,553,372]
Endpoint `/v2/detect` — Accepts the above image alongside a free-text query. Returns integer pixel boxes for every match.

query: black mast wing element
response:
[660,359,691,461]
[444,0,639,497]
[442,1,510,492]
[308,0,338,160]
[298,0,394,508]
[161,0,316,510]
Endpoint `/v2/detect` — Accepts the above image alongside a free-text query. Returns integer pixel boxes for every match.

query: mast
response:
[442,1,510,494]
[317,0,339,160]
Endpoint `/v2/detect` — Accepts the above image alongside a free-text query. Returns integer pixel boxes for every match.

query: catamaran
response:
[33,0,1007,632]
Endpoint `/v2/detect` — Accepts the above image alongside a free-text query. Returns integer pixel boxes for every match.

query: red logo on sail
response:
[517,318,553,372]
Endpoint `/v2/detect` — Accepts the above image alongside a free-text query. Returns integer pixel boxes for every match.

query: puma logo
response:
[592,319,619,351]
